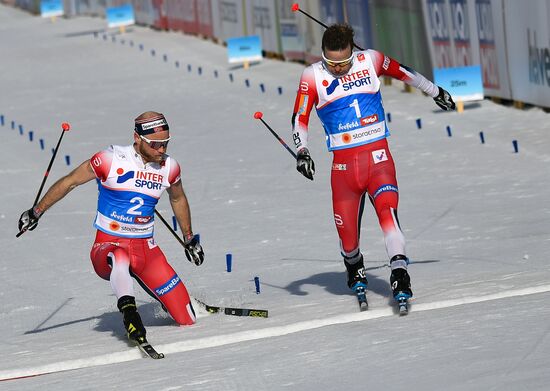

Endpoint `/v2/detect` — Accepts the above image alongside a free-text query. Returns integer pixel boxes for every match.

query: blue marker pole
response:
[226,253,232,272]
[172,215,177,231]
[65,155,71,165]
[163,54,168,62]
[512,140,519,153]
[39,139,45,150]
[187,64,192,72]
[214,70,219,78]
[11,121,15,130]
[229,73,234,82]
[245,79,250,88]
[278,86,283,95]
[0,115,4,126]
[175,61,180,68]
[254,276,260,294]
[260,83,265,93]
[198,67,202,75]
[446,125,452,137]
[139,44,144,51]
[416,118,422,129]
[151,49,156,57]
[387,112,392,123]
[479,131,485,144]
[19,125,23,135]
[28,131,33,142]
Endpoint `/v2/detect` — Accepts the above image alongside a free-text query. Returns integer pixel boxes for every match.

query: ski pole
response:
[254,111,297,160]
[154,209,187,248]
[17,122,71,238]
[291,3,365,51]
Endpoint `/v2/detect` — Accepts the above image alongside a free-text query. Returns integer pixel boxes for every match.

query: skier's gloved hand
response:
[296,148,315,181]
[18,206,42,233]
[183,233,204,266]
[434,86,456,111]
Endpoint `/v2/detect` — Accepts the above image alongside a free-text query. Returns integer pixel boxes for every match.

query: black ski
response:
[132,337,164,359]
[137,340,164,359]
[355,286,368,311]
[195,299,268,318]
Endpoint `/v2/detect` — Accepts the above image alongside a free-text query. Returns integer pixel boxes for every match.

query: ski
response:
[355,286,368,311]
[135,339,165,359]
[195,299,268,318]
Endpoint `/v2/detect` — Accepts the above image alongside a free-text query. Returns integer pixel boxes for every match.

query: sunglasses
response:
[322,51,354,68]
[140,135,170,150]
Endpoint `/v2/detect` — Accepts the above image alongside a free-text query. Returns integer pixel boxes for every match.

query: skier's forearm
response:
[35,176,78,213]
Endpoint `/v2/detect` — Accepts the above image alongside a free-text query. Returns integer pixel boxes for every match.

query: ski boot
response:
[117,295,147,343]
[344,254,368,310]
[390,255,413,315]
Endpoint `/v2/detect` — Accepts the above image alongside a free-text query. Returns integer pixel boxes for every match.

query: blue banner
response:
[106,4,135,28]
[40,0,63,18]
[434,65,484,102]
[227,35,263,64]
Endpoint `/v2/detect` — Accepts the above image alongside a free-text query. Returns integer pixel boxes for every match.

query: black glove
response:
[183,234,204,266]
[434,86,456,111]
[18,206,42,233]
[296,148,315,181]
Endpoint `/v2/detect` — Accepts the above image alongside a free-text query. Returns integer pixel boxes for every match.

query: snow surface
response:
[1,4,550,390]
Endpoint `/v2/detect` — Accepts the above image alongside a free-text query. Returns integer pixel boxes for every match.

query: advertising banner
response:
[474,0,509,97]
[106,3,135,28]
[130,0,161,28]
[244,0,280,54]
[423,0,454,68]
[197,0,214,37]
[164,0,198,34]
[41,0,64,17]
[215,0,246,42]
[423,0,511,98]
[503,0,550,106]
[227,35,262,63]
[434,65,484,101]
[449,0,477,66]
[278,0,307,61]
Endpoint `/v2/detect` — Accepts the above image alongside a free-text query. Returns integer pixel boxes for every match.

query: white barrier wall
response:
[213,0,246,42]
[504,0,550,107]
[244,0,280,55]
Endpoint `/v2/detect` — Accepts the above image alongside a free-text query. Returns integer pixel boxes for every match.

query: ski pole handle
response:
[254,112,297,160]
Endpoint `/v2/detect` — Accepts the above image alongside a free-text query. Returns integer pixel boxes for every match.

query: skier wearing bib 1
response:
[18,111,204,344]
[291,24,455,306]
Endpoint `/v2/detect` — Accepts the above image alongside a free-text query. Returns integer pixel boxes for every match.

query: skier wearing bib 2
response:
[18,111,204,344]
[291,24,455,309]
